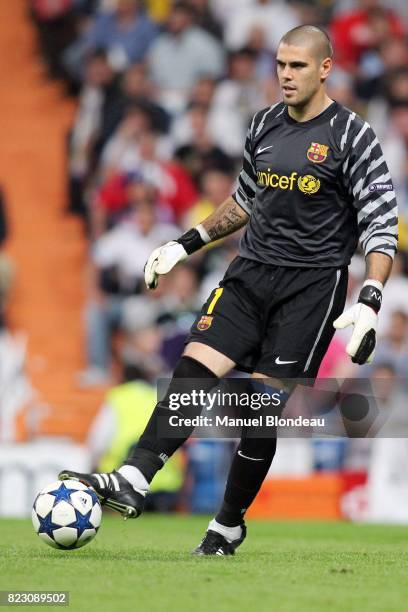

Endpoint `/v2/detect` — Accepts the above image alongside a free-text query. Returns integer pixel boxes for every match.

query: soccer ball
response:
[32,480,102,550]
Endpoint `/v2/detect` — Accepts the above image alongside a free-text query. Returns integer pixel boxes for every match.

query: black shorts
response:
[187,256,348,379]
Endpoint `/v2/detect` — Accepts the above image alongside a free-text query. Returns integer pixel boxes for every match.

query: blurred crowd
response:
[0,0,403,511]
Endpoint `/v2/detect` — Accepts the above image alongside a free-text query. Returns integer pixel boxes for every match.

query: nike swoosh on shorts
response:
[237,450,264,461]
[275,357,298,365]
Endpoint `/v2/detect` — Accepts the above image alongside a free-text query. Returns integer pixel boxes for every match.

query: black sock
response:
[124,356,218,482]
[216,379,289,527]
[216,437,277,526]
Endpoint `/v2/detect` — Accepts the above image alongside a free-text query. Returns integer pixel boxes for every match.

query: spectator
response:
[209,0,253,27]
[121,295,167,373]
[327,67,360,109]
[330,0,406,73]
[186,0,223,40]
[188,74,217,108]
[99,104,163,177]
[90,176,164,239]
[99,129,197,224]
[144,0,173,23]
[335,0,408,25]
[79,198,179,385]
[148,1,225,114]
[67,49,122,218]
[290,0,327,25]
[30,0,79,80]
[375,103,408,220]
[208,47,268,156]
[223,0,299,53]
[367,361,407,437]
[242,23,275,82]
[355,37,408,102]
[384,68,408,108]
[120,303,168,382]
[369,311,408,378]
[128,131,198,222]
[183,168,234,229]
[365,363,408,523]
[174,104,234,184]
[120,62,171,134]
[122,263,200,370]
[157,264,200,369]
[64,0,158,81]
[349,255,408,337]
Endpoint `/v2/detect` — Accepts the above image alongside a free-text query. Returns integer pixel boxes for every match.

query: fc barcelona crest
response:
[197,315,213,331]
[307,142,329,164]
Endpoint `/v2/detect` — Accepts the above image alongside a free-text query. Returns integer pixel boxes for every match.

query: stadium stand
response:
[0,0,106,442]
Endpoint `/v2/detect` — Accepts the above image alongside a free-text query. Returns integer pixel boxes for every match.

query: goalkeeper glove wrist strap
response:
[358,279,383,313]
[177,224,211,255]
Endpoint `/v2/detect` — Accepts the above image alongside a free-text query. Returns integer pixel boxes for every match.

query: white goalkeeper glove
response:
[333,280,383,365]
[144,241,188,289]
[144,225,210,289]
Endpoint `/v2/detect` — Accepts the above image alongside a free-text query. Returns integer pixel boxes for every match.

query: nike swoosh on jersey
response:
[256,145,274,155]
[275,357,298,365]
[237,450,264,461]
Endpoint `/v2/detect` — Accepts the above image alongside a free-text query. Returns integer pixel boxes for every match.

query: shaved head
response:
[279,25,333,62]
[276,25,334,112]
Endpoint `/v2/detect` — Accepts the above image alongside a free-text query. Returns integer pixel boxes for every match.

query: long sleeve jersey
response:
[233,101,398,267]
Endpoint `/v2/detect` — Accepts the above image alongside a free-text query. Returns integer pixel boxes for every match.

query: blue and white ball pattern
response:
[32,480,102,549]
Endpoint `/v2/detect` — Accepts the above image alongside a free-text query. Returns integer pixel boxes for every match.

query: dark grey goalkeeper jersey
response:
[233,101,398,267]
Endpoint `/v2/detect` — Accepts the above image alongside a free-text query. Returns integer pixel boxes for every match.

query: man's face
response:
[86,57,112,86]
[276,43,330,107]
[168,8,192,34]
[117,0,138,19]
[135,200,156,234]
[231,54,255,81]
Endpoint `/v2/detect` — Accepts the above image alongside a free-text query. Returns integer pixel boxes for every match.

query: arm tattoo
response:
[203,198,249,241]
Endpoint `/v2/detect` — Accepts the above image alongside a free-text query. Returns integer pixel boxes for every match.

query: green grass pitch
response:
[1,515,407,611]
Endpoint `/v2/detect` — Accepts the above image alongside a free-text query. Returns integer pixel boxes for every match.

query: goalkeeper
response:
[60,25,397,555]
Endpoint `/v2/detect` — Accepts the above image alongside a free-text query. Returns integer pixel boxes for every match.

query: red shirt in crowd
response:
[331,8,406,69]
[97,163,198,223]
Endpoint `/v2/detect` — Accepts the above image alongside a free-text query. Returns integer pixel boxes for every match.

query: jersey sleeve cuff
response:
[232,190,252,216]
[364,235,397,260]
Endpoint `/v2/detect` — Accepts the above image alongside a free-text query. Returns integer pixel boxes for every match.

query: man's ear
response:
[320,57,332,83]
